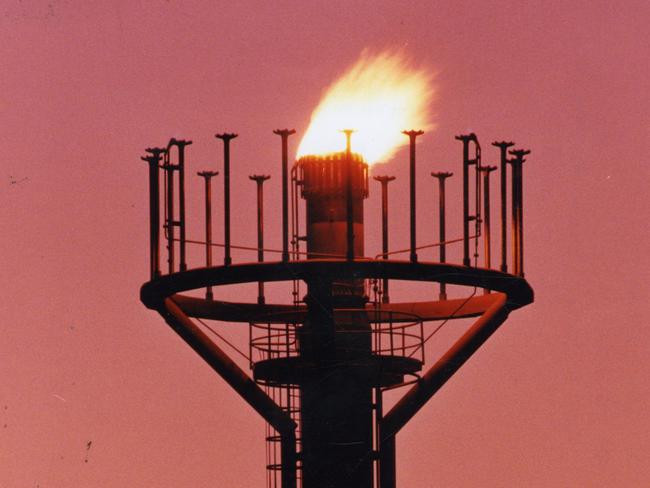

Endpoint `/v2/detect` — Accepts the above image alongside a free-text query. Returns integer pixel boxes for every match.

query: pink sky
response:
[1,1,648,486]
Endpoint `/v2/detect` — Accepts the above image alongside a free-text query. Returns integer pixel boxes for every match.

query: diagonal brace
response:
[381,292,510,439]
[161,297,297,488]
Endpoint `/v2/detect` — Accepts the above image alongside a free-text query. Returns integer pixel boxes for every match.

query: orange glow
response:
[297,49,435,164]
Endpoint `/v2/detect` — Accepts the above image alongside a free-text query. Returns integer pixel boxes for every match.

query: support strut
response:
[161,297,296,488]
[378,293,510,488]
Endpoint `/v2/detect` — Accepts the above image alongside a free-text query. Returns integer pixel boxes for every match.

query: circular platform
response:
[253,354,422,387]
[141,259,534,322]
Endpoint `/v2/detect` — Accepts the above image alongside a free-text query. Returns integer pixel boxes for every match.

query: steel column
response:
[198,170,218,299]
[163,148,175,273]
[172,139,192,271]
[250,174,271,304]
[479,166,496,293]
[274,129,296,262]
[509,149,530,277]
[142,147,164,279]
[492,141,514,273]
[455,133,479,266]
[403,130,424,262]
[215,133,238,266]
[373,175,396,303]
[431,171,453,300]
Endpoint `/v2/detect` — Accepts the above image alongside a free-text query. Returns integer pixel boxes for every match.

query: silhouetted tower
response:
[140,129,534,488]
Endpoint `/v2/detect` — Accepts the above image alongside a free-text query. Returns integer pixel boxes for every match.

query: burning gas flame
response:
[297,49,435,165]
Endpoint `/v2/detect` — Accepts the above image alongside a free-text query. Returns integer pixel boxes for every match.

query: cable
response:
[167,234,478,261]
[374,235,480,260]
[195,317,251,362]
[408,286,478,358]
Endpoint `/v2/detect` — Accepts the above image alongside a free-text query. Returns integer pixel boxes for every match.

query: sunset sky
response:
[1,1,648,487]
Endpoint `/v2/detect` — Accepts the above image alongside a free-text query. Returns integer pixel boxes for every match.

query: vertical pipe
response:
[198,171,218,300]
[170,139,192,272]
[215,133,238,265]
[250,175,271,304]
[480,166,496,271]
[374,387,382,487]
[462,141,470,267]
[178,144,186,271]
[164,149,175,274]
[455,134,478,267]
[509,158,519,275]
[273,129,296,262]
[373,176,396,303]
[403,130,424,262]
[517,157,525,277]
[150,154,161,278]
[518,163,524,277]
[474,144,482,265]
[492,141,514,273]
[343,129,356,261]
[502,151,509,273]
[431,172,453,300]
[479,166,497,293]
[509,149,530,277]
[142,148,163,279]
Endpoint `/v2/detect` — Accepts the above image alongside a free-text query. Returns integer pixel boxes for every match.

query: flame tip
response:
[298,49,435,165]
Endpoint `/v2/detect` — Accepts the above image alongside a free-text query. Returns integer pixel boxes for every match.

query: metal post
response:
[431,172,453,300]
[509,149,530,277]
[343,129,356,261]
[374,387,383,485]
[455,133,479,266]
[162,149,175,274]
[479,166,497,293]
[492,141,514,273]
[142,148,164,279]
[250,174,271,304]
[168,139,192,271]
[273,129,296,263]
[509,157,519,275]
[373,175,396,303]
[403,130,424,262]
[198,170,219,300]
[215,133,238,266]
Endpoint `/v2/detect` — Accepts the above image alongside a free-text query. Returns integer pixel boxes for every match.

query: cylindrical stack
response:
[298,152,368,261]
[296,151,372,488]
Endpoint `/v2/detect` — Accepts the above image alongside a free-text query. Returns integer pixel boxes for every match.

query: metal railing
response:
[249,310,424,365]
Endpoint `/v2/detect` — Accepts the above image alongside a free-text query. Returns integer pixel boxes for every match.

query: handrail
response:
[249,309,425,364]
[164,235,478,261]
